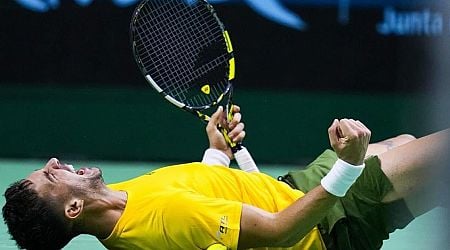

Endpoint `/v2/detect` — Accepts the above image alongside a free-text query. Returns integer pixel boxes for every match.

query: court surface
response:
[1,159,448,249]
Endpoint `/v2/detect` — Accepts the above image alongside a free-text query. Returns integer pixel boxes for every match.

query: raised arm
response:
[238,119,371,249]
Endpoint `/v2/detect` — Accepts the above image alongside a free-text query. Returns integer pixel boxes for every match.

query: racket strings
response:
[137,11,218,101]
[133,0,231,107]
[142,5,224,95]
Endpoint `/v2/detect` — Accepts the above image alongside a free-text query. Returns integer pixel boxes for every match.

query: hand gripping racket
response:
[130,0,241,152]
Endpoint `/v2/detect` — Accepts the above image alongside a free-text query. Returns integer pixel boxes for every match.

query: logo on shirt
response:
[216,216,229,239]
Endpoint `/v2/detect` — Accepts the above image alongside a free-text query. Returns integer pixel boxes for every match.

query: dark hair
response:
[2,179,73,249]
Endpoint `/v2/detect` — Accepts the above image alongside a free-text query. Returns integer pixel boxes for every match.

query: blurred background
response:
[1,0,449,163]
[1,0,449,249]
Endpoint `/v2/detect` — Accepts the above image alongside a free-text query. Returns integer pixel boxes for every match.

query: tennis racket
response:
[130,0,241,152]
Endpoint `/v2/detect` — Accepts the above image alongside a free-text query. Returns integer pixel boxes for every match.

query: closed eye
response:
[43,170,56,182]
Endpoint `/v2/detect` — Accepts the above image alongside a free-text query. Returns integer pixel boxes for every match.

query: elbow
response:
[239,205,302,249]
[265,217,300,247]
[267,235,299,248]
[273,235,300,248]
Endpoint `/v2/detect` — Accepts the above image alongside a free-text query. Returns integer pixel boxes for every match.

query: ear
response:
[65,199,84,219]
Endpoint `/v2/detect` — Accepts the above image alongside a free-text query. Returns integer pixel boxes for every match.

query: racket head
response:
[130,0,236,114]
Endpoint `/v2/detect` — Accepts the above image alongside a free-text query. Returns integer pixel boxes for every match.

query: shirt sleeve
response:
[162,191,242,250]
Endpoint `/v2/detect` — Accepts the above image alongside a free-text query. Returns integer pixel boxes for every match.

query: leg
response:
[366,134,416,156]
[378,129,450,216]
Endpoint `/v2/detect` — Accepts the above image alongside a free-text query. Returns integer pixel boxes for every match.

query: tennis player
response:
[2,106,449,249]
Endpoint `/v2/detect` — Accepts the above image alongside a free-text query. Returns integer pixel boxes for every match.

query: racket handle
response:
[223,103,243,153]
[231,142,243,154]
[219,126,257,171]
[234,146,259,172]
[219,127,242,153]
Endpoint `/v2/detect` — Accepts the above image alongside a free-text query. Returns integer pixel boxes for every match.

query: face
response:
[27,158,104,201]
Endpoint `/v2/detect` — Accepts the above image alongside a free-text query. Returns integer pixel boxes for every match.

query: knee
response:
[396,134,416,143]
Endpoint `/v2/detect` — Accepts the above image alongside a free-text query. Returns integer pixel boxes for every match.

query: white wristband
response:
[234,147,260,173]
[320,159,365,197]
[202,148,230,167]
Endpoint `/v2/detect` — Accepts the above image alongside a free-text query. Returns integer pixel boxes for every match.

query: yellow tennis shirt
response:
[100,163,325,250]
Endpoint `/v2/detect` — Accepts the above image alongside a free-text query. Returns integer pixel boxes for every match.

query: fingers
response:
[355,120,370,133]
[328,118,371,165]
[207,106,224,133]
[336,119,371,141]
[228,112,241,130]
[207,105,246,143]
[228,123,245,142]
[231,105,240,113]
[228,105,245,142]
[338,119,359,141]
[328,119,340,148]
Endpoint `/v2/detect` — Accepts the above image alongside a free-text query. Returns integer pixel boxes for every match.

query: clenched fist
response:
[328,119,371,165]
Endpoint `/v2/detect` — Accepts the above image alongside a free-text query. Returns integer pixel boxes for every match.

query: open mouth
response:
[57,162,98,177]
[59,163,76,173]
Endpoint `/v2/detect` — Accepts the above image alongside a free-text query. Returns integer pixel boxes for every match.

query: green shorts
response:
[281,150,414,250]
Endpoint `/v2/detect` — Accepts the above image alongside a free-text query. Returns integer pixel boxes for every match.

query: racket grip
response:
[224,103,243,153]
[231,142,243,154]
[219,127,242,153]
[234,146,259,172]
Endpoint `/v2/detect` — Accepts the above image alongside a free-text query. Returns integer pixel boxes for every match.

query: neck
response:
[74,188,128,239]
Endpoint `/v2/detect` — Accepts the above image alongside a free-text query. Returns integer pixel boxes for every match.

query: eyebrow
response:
[43,171,55,183]
[20,179,34,188]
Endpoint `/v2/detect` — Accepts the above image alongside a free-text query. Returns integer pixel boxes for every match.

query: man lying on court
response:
[2,106,449,250]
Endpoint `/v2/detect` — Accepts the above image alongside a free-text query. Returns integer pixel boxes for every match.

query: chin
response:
[92,168,104,182]
[85,168,105,187]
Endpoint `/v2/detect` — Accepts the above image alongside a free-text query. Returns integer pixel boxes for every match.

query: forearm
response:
[272,185,338,245]
[239,159,365,248]
[272,160,364,245]
[239,185,337,248]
